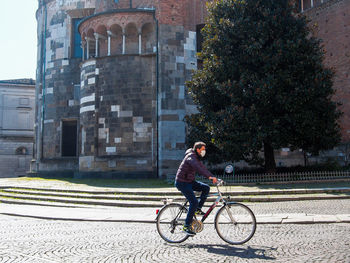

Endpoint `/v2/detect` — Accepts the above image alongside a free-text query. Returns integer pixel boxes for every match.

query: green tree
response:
[186,0,342,172]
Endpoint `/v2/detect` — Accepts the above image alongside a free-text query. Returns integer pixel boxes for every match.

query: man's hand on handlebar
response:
[209,176,218,184]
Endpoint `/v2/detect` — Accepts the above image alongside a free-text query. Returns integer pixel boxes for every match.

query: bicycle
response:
[156,175,256,245]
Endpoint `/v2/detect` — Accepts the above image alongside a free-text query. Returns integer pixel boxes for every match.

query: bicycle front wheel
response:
[215,202,256,245]
[156,203,189,243]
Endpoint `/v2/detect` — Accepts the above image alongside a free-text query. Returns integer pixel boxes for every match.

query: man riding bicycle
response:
[175,142,217,236]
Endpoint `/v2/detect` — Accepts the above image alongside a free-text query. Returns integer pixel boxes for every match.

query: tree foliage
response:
[185,0,342,172]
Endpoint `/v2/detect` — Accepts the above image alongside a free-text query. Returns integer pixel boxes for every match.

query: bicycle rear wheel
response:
[215,202,256,245]
[156,203,189,243]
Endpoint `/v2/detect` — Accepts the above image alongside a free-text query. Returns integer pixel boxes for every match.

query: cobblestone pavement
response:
[0,215,349,263]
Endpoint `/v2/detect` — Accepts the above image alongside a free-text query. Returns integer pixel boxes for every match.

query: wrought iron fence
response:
[167,170,350,184]
[218,170,350,184]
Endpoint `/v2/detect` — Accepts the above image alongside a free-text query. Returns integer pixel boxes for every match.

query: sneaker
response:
[182,225,196,236]
[195,208,205,216]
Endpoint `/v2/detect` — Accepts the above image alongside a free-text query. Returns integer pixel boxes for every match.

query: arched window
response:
[125,23,138,54]
[141,23,155,54]
[86,29,96,59]
[95,25,108,57]
[16,147,28,155]
[110,24,123,55]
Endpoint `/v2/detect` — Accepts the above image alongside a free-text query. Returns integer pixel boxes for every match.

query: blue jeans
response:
[175,180,210,226]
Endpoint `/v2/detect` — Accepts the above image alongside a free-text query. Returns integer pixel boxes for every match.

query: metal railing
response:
[167,170,350,184]
[219,170,350,184]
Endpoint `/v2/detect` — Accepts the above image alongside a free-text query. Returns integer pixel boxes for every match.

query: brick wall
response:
[304,0,350,141]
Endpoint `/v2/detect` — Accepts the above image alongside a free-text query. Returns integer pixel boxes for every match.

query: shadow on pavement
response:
[174,243,276,260]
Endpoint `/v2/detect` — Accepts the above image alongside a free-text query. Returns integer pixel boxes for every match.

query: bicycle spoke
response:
[156,203,189,243]
[215,202,256,245]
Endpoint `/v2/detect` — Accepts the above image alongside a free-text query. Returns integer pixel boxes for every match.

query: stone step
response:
[1,191,350,208]
[2,186,350,196]
[2,188,350,202]
[0,198,92,209]
[0,193,162,207]
[0,189,184,202]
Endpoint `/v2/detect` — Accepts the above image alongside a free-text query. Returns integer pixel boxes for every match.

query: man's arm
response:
[189,157,217,183]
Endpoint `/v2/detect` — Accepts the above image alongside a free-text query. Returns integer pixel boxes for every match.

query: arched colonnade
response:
[79,12,156,59]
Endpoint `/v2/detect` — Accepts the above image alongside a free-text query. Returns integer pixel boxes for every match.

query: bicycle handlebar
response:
[216,178,224,186]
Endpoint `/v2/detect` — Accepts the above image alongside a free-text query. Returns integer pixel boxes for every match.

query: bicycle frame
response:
[201,181,229,222]
[200,193,221,222]
[171,180,228,224]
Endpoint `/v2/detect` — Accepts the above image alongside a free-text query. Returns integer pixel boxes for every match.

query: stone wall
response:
[79,54,156,172]
[0,138,33,177]
[41,58,81,159]
[35,0,94,170]
[157,24,199,176]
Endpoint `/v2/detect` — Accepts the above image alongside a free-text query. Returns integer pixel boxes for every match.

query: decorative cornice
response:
[0,79,36,85]
[78,8,155,32]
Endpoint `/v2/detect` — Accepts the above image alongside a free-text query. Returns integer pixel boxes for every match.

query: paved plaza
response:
[1,199,350,224]
[1,178,350,262]
[0,214,349,263]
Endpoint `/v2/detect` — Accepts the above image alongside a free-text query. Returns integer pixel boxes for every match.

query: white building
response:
[0,79,35,177]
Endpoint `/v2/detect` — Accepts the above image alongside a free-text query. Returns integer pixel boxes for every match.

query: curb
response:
[0,199,90,208]
[0,213,156,224]
[1,193,350,208]
[1,212,349,225]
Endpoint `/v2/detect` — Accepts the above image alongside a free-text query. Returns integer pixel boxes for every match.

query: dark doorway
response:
[62,120,77,157]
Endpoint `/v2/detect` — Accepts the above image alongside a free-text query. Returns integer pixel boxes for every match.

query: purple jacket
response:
[175,148,213,183]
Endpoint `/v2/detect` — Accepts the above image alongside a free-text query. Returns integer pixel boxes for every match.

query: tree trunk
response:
[264,141,276,173]
[303,151,308,167]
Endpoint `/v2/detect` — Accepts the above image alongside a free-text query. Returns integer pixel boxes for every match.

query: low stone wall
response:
[0,155,32,178]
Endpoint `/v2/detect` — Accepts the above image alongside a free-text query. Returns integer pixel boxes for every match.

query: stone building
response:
[34,0,206,178]
[0,79,35,177]
[33,0,350,177]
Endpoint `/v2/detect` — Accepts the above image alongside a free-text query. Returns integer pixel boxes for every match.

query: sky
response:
[0,0,38,81]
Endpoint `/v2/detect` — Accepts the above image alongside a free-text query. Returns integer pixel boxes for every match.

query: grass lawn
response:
[13,176,172,189]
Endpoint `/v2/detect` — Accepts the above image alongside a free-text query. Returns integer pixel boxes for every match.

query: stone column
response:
[85,37,90,59]
[94,33,99,57]
[122,30,126,54]
[107,30,116,56]
[107,31,111,56]
[81,40,85,61]
[139,32,142,55]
